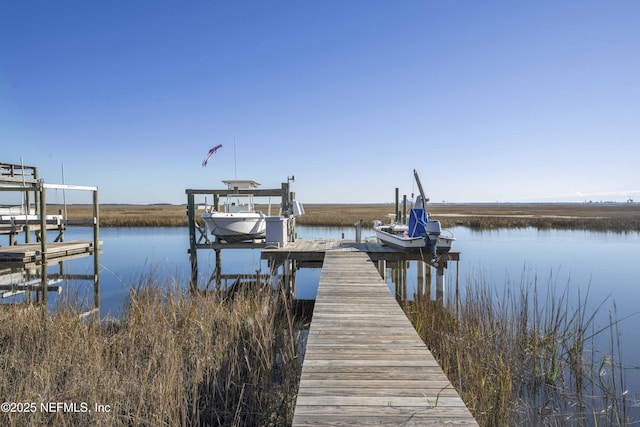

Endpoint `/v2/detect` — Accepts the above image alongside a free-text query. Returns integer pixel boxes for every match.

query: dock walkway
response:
[0,241,98,263]
[292,251,477,426]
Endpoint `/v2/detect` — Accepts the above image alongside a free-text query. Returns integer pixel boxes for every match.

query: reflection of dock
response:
[292,251,477,425]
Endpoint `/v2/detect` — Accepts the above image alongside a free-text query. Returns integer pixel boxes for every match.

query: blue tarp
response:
[408,208,427,238]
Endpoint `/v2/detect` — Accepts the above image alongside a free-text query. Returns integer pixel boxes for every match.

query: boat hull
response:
[374,229,433,252]
[435,236,455,254]
[202,212,266,243]
[375,228,454,254]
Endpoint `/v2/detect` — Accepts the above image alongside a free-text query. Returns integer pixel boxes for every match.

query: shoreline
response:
[53,202,640,231]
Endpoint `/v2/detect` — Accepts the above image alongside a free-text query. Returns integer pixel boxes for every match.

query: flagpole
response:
[233,137,238,183]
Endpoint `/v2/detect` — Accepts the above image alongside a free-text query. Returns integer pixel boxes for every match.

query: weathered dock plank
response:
[292,251,477,426]
[261,239,460,263]
[0,241,97,262]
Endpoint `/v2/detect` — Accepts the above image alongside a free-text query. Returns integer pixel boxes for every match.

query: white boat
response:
[373,170,454,259]
[373,205,441,254]
[436,229,456,254]
[202,180,266,243]
[374,219,455,255]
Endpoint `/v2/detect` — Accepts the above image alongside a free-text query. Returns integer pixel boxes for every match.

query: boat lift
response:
[185,179,297,292]
[0,161,101,312]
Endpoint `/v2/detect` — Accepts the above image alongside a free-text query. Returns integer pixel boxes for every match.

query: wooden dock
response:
[0,241,98,263]
[262,238,460,263]
[292,251,477,426]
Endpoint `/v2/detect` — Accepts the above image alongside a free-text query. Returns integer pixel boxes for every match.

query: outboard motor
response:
[425,218,441,261]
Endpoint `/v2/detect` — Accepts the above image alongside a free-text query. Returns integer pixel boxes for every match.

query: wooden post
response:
[284,259,291,297]
[25,187,31,244]
[187,192,198,291]
[269,259,280,288]
[93,188,100,313]
[402,260,407,301]
[291,260,297,298]
[395,187,400,223]
[290,190,296,242]
[281,182,290,216]
[377,259,386,280]
[455,259,460,317]
[33,166,39,219]
[39,180,48,302]
[214,249,222,290]
[29,166,39,244]
[425,262,432,300]
[402,195,407,224]
[417,260,424,299]
[55,209,65,243]
[436,264,445,305]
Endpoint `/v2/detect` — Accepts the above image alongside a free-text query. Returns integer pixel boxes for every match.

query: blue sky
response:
[2,1,639,204]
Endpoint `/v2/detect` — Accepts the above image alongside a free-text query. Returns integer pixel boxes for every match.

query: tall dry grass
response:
[402,270,629,426]
[55,203,640,231]
[0,282,301,426]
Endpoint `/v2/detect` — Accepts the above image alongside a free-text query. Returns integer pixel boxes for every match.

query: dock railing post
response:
[377,259,386,280]
[426,262,432,300]
[354,219,362,243]
[38,180,48,302]
[214,249,222,290]
[281,182,290,217]
[395,187,400,224]
[187,192,198,291]
[25,187,31,244]
[436,264,445,305]
[417,260,424,298]
[284,259,291,297]
[93,188,100,313]
[290,190,296,242]
[402,195,407,224]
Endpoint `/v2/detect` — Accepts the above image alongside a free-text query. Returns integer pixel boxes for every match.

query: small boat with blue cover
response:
[373,170,454,261]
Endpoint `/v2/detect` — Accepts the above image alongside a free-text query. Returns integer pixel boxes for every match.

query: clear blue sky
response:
[2,1,639,204]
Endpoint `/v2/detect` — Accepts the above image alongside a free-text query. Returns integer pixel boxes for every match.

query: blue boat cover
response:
[408,209,427,238]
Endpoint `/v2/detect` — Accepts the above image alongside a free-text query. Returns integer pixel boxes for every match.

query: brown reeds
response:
[55,203,640,231]
[402,269,629,426]
[0,281,301,426]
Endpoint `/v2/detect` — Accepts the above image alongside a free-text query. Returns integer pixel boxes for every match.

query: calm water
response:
[4,225,639,417]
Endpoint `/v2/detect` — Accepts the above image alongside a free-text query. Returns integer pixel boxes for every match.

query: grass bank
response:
[56,203,640,231]
[402,273,629,425]
[0,282,302,426]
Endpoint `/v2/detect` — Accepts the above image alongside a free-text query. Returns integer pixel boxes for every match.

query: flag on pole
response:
[202,144,223,167]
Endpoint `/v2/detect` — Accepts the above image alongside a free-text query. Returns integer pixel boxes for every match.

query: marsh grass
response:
[56,203,640,231]
[299,203,640,231]
[402,270,630,426]
[0,280,301,426]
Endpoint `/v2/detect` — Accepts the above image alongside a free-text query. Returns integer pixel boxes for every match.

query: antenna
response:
[61,163,68,221]
[20,157,26,214]
[233,137,238,183]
